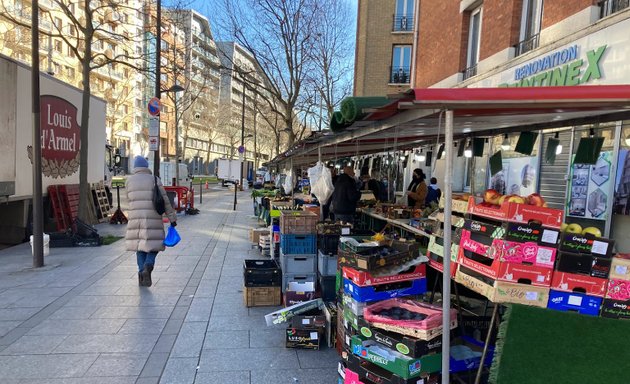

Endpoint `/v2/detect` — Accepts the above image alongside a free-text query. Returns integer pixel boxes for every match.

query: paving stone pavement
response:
[0,188,338,383]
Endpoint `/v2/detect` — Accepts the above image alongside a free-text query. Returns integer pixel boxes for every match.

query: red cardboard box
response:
[606,279,630,301]
[458,243,552,286]
[500,240,557,269]
[427,251,458,278]
[550,271,608,297]
[467,196,563,228]
[342,264,426,287]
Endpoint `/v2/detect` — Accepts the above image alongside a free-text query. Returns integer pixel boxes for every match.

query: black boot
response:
[138,272,144,286]
[141,265,154,287]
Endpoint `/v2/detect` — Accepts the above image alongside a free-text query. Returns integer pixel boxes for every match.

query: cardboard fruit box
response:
[362,299,457,341]
[547,289,602,316]
[609,255,630,281]
[338,241,422,273]
[559,233,615,259]
[285,315,326,349]
[243,286,282,307]
[457,242,553,286]
[351,336,441,379]
[455,266,550,308]
[504,222,560,247]
[600,298,630,320]
[342,263,427,287]
[343,278,427,303]
[466,196,564,228]
[555,251,611,280]
[427,251,458,278]
[357,317,443,358]
[439,196,470,214]
[346,354,439,384]
[427,235,459,262]
[343,294,368,317]
[550,271,608,298]
[264,298,324,326]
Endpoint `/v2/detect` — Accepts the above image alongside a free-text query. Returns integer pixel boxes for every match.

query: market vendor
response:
[406,168,428,208]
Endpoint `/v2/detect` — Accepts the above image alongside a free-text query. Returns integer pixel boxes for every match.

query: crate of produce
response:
[343,278,427,303]
[280,251,317,274]
[282,272,317,293]
[357,317,443,358]
[285,315,326,349]
[317,222,353,235]
[342,263,426,287]
[280,234,317,255]
[318,250,338,276]
[318,273,336,301]
[243,286,282,307]
[351,336,441,379]
[280,210,318,234]
[243,259,282,287]
[318,233,341,255]
[346,353,441,384]
[338,243,421,273]
[249,228,270,244]
[363,298,457,340]
[338,236,381,253]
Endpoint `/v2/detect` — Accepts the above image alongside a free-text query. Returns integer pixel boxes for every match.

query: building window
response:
[67,45,75,58]
[600,0,630,18]
[66,66,75,78]
[515,0,543,56]
[54,39,62,53]
[54,17,62,30]
[390,45,411,83]
[393,0,414,32]
[464,6,482,80]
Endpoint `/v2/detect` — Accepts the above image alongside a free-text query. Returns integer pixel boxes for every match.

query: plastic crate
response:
[280,234,317,255]
[318,250,337,277]
[280,210,318,234]
[282,273,317,292]
[338,236,379,253]
[318,273,336,301]
[318,234,340,255]
[243,259,282,287]
[243,286,282,307]
[280,251,317,274]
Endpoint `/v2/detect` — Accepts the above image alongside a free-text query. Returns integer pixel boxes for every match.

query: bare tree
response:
[0,0,150,223]
[219,0,319,147]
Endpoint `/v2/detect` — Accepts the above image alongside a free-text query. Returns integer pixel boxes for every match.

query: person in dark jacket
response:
[331,166,361,223]
[425,177,442,206]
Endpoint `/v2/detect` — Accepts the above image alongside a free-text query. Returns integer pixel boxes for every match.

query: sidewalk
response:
[0,188,338,384]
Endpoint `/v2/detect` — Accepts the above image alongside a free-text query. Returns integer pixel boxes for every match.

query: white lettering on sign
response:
[46,105,73,129]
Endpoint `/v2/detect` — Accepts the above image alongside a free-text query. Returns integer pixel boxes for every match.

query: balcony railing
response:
[392,15,414,32]
[599,0,630,18]
[462,64,477,80]
[390,66,410,84]
[514,33,540,57]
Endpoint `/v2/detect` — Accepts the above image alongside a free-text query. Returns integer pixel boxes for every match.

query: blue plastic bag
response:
[164,225,181,247]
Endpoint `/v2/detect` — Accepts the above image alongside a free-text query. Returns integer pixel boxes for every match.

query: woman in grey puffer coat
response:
[125,156,177,286]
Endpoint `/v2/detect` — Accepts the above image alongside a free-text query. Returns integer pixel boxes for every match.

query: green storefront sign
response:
[499,45,607,87]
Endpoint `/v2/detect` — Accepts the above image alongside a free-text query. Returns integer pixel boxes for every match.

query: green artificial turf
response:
[101,235,123,245]
[490,304,630,384]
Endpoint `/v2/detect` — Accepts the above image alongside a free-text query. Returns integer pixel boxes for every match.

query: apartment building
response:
[354,0,416,96]
[216,41,276,172]
[0,0,144,171]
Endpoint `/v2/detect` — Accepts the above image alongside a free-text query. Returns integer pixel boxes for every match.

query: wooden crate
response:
[243,286,282,307]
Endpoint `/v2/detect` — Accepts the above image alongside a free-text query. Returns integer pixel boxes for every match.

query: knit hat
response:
[133,156,149,169]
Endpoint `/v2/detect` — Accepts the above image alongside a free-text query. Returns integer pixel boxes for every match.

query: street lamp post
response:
[234,76,246,211]
[164,85,184,185]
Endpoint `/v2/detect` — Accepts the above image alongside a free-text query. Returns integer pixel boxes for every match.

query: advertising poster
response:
[488,156,539,197]
[613,149,630,216]
[567,151,612,220]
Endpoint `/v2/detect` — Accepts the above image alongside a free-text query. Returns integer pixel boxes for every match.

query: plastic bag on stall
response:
[307,162,324,188]
[283,170,294,195]
[312,166,334,205]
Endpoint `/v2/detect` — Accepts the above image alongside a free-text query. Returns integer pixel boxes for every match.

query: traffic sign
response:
[238,145,245,154]
[148,97,161,116]
[148,117,159,136]
[149,136,159,151]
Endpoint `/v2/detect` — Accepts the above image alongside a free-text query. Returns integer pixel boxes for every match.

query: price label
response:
[591,240,609,256]
[525,291,538,301]
[615,265,628,275]
[537,275,545,282]
[310,332,318,340]
[541,229,559,245]
[341,227,350,235]
[536,248,554,264]
[302,319,310,325]
[568,295,583,306]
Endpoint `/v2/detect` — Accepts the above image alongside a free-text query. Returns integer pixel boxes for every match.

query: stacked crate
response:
[243,259,282,307]
[317,223,352,302]
[279,211,319,298]
[601,253,630,319]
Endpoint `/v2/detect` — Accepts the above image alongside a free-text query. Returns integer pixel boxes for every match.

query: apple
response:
[565,223,583,234]
[582,227,602,238]
[527,193,546,207]
[483,189,501,204]
[498,195,510,205]
[507,195,526,204]
[561,223,568,232]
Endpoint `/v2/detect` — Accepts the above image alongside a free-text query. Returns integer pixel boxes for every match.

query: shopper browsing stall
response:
[331,166,361,223]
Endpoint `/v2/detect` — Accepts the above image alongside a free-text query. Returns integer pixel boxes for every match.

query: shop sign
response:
[33,95,81,179]
[499,45,607,87]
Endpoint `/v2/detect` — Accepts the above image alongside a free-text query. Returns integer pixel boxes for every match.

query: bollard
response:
[199,181,202,204]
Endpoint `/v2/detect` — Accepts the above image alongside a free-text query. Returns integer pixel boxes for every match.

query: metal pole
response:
[441,110,454,384]
[318,146,323,220]
[32,0,43,268]
[174,91,179,186]
[199,181,202,204]
[153,0,162,177]
[234,75,246,210]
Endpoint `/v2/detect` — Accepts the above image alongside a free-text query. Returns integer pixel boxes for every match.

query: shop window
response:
[463,6,482,80]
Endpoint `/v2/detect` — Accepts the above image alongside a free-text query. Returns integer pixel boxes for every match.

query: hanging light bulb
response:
[399,152,406,161]
[554,132,563,155]
[501,134,511,151]
[464,140,473,158]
